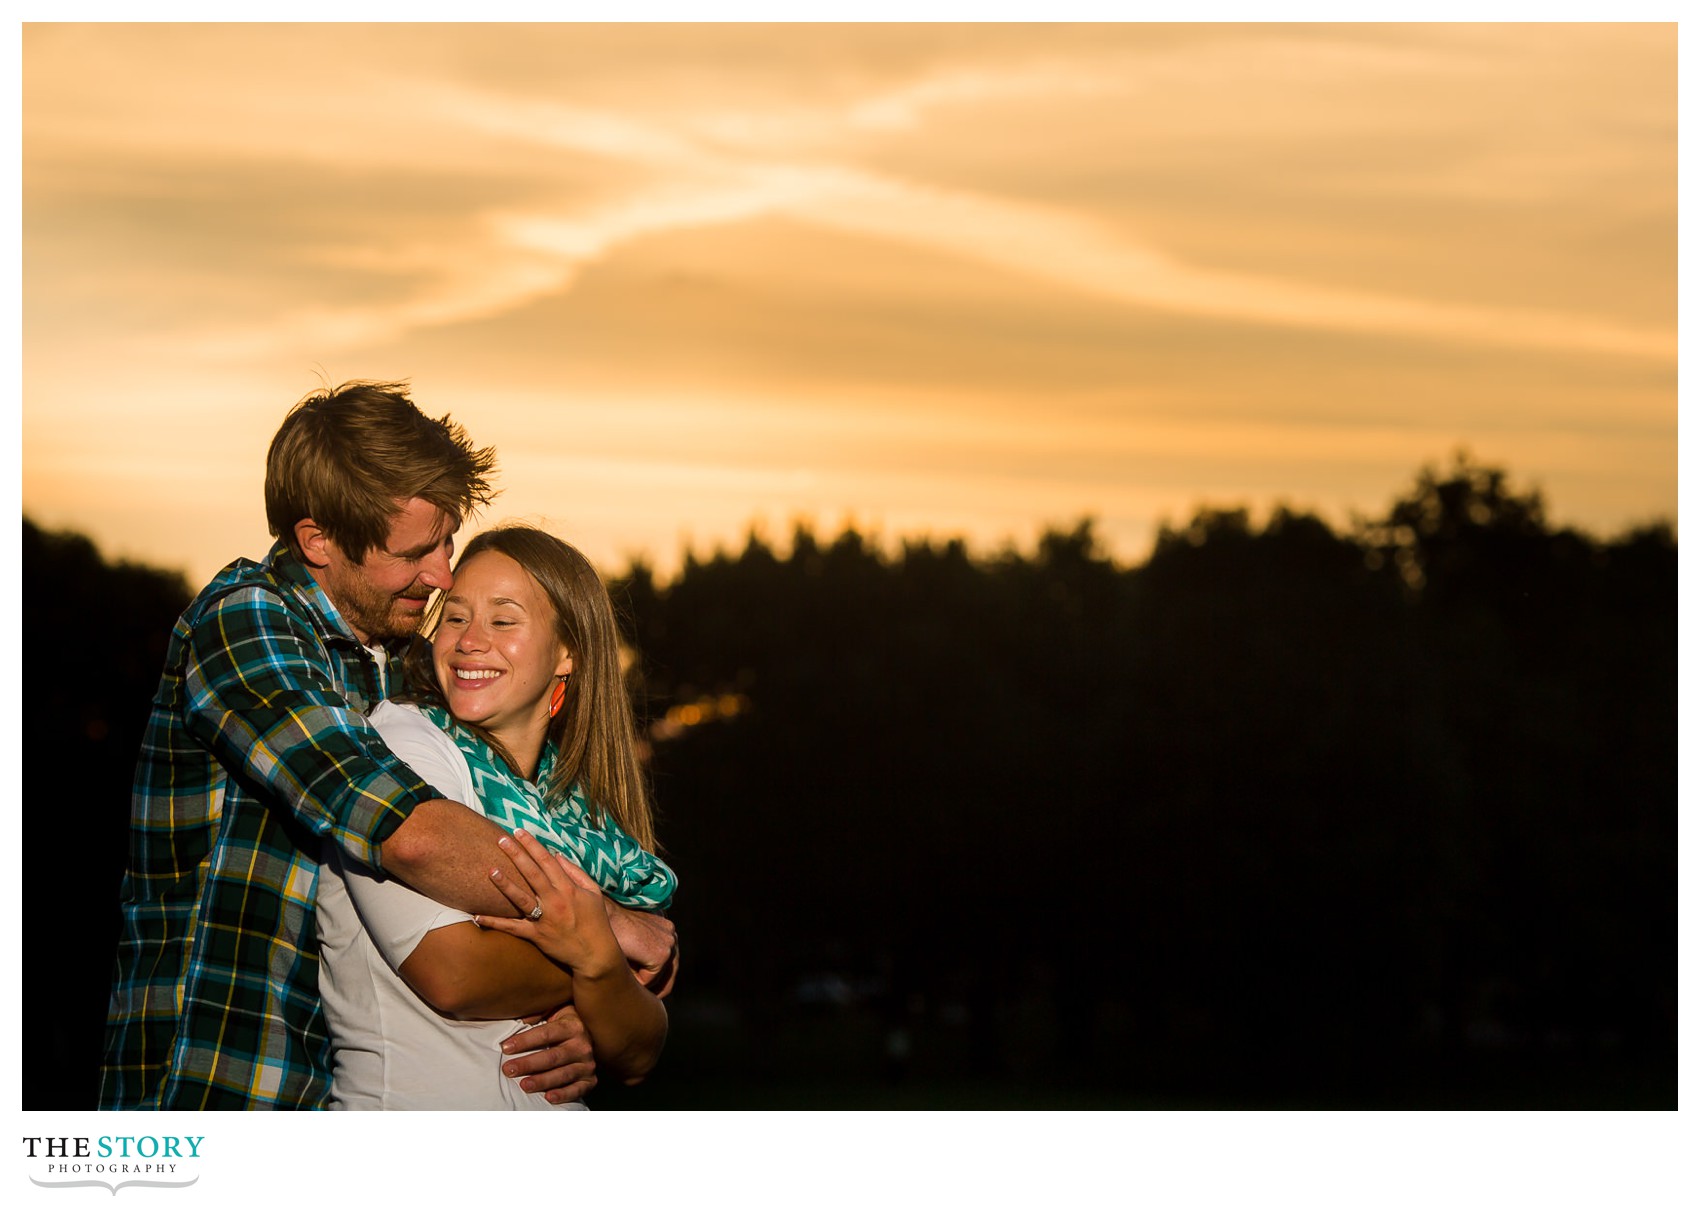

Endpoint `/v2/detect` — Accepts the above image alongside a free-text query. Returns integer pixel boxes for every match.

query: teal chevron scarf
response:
[418,704,676,911]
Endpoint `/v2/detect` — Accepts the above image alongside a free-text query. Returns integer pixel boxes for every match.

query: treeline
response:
[22,521,193,1111]
[611,455,1675,1105]
[24,453,1675,1108]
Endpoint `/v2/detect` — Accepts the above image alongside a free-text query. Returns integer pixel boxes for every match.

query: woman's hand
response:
[475,830,623,978]
[479,830,671,1085]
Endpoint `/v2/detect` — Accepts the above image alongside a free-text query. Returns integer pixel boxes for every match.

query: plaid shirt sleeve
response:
[183,584,437,866]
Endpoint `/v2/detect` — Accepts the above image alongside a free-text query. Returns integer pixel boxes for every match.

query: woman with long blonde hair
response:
[316,525,674,1110]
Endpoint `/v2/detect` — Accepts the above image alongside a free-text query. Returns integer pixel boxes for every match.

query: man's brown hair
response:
[265,380,498,562]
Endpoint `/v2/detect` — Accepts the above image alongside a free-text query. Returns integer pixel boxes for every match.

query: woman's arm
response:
[475,830,669,1084]
[397,924,575,1020]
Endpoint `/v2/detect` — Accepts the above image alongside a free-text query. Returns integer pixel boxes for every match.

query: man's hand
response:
[607,902,679,998]
[501,1004,597,1105]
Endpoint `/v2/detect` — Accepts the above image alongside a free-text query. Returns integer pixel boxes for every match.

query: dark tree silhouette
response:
[610,456,1673,1107]
[22,519,191,1110]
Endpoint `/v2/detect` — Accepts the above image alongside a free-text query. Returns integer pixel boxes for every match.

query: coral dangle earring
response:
[549,677,567,719]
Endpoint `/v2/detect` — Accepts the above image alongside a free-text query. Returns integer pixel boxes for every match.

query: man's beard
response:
[334,573,434,644]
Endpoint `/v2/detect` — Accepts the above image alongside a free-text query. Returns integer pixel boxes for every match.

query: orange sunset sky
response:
[21,22,1676,589]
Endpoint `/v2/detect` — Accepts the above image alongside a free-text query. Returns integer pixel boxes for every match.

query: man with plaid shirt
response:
[99,381,676,1110]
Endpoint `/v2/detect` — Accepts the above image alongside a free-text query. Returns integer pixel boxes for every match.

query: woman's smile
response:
[432,549,573,766]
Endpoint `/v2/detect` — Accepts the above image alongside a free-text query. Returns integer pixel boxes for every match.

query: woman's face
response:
[433,549,573,759]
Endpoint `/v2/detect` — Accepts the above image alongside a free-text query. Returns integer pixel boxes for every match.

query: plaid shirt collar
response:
[265,540,363,644]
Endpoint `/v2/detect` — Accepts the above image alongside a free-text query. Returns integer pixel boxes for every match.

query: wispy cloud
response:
[786,171,1674,361]
[157,60,1673,365]
[23,24,1674,588]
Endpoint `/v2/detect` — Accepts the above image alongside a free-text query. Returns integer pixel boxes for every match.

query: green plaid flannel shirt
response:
[99,542,438,1110]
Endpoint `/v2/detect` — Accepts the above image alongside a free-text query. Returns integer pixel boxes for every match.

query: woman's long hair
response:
[403,524,658,851]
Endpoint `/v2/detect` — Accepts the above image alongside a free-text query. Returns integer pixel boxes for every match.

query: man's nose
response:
[420,547,453,589]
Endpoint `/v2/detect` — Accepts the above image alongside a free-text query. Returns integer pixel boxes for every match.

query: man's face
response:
[318,498,458,644]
